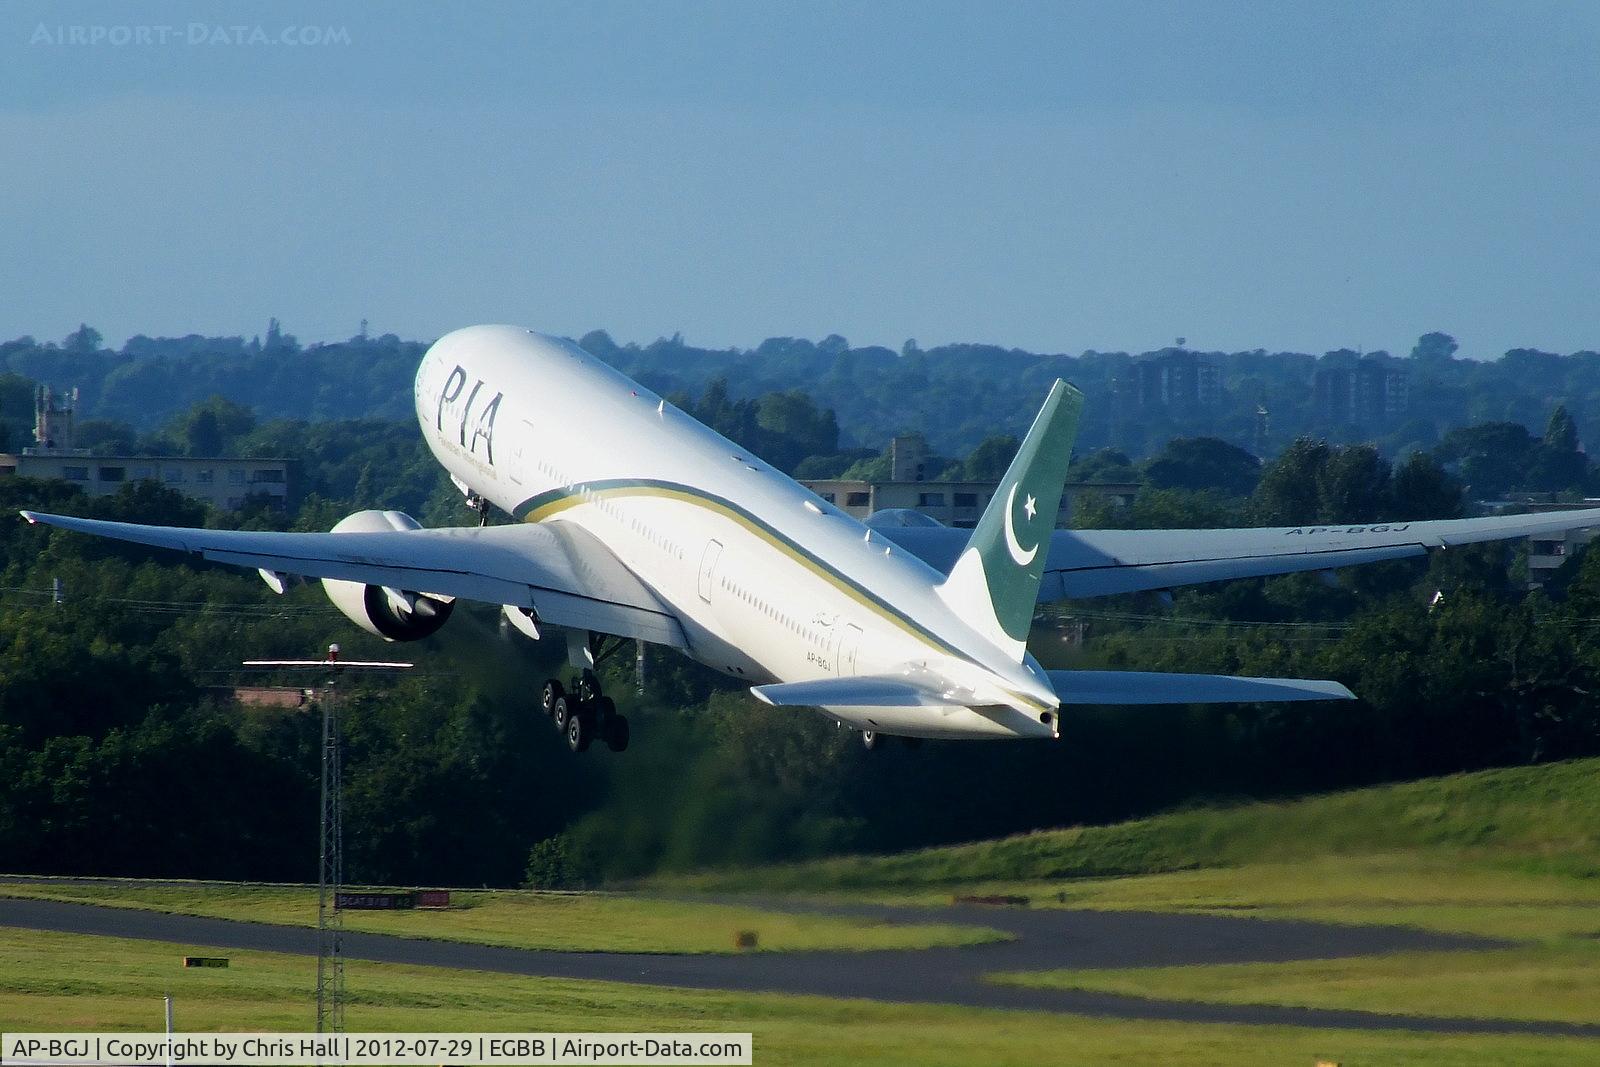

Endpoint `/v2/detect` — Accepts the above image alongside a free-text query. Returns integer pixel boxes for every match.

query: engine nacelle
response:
[321,510,455,641]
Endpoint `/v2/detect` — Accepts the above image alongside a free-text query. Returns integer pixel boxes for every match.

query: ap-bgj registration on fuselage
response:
[25,326,1600,753]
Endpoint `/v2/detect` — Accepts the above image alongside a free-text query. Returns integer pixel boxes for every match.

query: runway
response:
[3,895,1595,1038]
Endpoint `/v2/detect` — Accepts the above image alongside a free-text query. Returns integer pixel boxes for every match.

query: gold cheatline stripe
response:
[522,483,952,649]
[519,481,1056,715]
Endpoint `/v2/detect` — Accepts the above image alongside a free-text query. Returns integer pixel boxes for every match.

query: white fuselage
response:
[414,325,1057,739]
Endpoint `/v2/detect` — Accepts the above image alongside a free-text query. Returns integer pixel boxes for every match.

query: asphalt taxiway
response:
[4,893,1594,1036]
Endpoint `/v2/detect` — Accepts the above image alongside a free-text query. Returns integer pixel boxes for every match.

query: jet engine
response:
[321,510,455,641]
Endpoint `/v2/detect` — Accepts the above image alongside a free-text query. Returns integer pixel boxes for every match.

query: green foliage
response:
[1316,445,1391,523]
[958,435,1020,480]
[1389,452,1463,521]
[1248,438,1462,526]
[790,449,876,479]
[1142,437,1260,496]
[665,756,1600,894]
[1434,422,1537,498]
[74,418,136,454]
[836,450,892,482]
[167,395,255,456]
[1068,449,1137,488]
[63,324,103,354]
[1410,330,1459,364]
[522,836,585,890]
[1075,488,1242,531]
[0,708,313,878]
[15,327,1600,479]
[2,384,1591,889]
[683,380,840,474]
[753,389,840,472]
[1250,438,1329,524]
[1427,406,1587,499]
[3,352,1600,891]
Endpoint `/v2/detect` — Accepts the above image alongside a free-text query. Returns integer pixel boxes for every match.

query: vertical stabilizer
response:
[938,379,1083,662]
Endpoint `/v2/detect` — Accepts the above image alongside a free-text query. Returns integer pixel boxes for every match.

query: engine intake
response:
[321,510,456,641]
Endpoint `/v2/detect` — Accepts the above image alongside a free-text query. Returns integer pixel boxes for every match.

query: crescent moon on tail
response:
[1003,483,1038,567]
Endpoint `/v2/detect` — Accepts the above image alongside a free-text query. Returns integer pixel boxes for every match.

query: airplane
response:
[22,325,1600,754]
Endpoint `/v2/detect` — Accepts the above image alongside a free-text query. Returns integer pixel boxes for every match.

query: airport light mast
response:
[242,644,412,1033]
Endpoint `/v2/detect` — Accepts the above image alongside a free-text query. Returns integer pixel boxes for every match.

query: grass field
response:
[0,882,1004,955]
[10,760,1600,1055]
[648,758,1600,1029]
[4,927,1598,1067]
[991,941,1600,1026]
[965,852,1600,1027]
[657,757,1600,896]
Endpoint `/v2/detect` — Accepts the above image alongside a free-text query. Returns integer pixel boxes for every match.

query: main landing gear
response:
[541,670,629,754]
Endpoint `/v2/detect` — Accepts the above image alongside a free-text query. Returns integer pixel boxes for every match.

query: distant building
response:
[1526,528,1596,588]
[1314,354,1408,425]
[801,476,1138,529]
[889,434,931,481]
[1,383,293,511]
[34,385,77,451]
[0,451,295,512]
[1476,495,1600,589]
[1112,349,1222,413]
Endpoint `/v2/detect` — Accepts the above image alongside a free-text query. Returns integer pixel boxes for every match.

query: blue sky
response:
[3,1,1597,358]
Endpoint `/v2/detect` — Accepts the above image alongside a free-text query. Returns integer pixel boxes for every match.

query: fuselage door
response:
[508,430,525,486]
[698,540,723,603]
[837,624,863,676]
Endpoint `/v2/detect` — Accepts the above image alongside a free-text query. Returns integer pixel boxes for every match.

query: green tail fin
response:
[937,379,1083,661]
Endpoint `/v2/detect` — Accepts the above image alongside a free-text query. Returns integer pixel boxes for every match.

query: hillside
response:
[664,757,1600,894]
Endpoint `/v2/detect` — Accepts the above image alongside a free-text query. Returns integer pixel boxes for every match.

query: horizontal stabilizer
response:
[1049,669,1354,705]
[751,676,954,709]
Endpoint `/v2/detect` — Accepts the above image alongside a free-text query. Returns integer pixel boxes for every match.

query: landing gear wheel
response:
[861,730,878,751]
[541,679,564,716]
[604,714,630,753]
[591,696,627,753]
[566,711,591,753]
[576,670,601,705]
[551,695,572,733]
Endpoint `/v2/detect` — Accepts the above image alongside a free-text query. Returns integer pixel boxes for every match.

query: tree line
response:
[3,382,1600,886]
[11,322,1600,462]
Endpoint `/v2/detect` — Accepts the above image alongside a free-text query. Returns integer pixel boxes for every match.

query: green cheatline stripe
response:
[513,477,1056,714]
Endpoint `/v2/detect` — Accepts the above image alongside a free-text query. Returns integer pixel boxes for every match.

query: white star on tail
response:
[1023,494,1037,521]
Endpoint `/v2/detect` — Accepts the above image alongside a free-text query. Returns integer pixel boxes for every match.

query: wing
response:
[880,508,1600,600]
[20,511,688,648]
